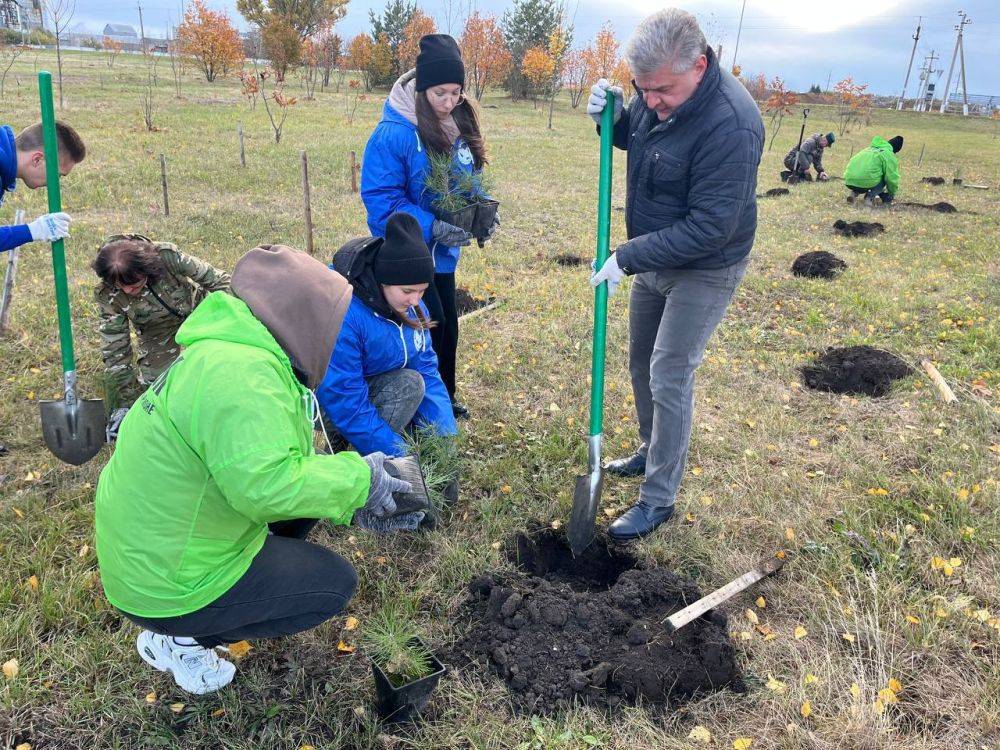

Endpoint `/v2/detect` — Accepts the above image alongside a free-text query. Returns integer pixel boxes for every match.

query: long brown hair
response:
[415,92,488,169]
[390,301,436,331]
[93,239,165,288]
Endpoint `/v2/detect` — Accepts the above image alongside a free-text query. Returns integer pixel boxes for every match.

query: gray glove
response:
[362,452,411,518]
[432,219,473,248]
[353,508,425,534]
[587,78,624,126]
[106,407,129,443]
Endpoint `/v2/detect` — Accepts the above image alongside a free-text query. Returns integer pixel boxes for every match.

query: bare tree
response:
[440,0,472,36]
[43,0,77,108]
[139,48,159,130]
[0,42,26,101]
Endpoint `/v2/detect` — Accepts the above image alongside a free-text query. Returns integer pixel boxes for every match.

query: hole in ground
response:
[449,528,743,714]
[455,287,495,317]
[801,345,913,397]
[553,254,585,267]
[899,201,957,213]
[833,219,884,237]
[761,187,790,197]
[921,176,945,185]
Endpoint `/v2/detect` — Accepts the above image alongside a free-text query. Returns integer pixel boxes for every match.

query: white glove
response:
[587,78,624,126]
[106,407,129,443]
[28,212,71,243]
[589,253,626,296]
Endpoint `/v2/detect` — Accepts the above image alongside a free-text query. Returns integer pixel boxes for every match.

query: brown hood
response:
[231,245,352,389]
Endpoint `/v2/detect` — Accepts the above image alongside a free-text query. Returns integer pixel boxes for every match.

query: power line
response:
[896,16,921,109]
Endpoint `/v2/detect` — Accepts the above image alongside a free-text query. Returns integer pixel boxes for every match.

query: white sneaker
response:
[136,630,236,695]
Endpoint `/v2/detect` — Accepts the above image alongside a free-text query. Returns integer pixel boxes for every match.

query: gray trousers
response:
[321,369,425,451]
[627,258,748,507]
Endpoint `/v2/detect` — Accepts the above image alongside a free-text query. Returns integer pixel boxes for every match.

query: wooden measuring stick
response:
[159,154,169,216]
[920,358,957,403]
[665,556,785,633]
[301,150,314,256]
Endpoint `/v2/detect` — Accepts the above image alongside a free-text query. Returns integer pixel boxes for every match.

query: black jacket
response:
[608,48,764,273]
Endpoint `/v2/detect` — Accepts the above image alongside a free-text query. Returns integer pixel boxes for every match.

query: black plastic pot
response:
[371,639,446,723]
[470,199,500,241]
[437,203,477,234]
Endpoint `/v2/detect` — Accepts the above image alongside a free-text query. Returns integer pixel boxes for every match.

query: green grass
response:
[1,49,998,749]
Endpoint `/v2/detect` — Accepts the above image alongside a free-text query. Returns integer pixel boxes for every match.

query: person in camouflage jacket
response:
[93,234,231,409]
[782,131,834,181]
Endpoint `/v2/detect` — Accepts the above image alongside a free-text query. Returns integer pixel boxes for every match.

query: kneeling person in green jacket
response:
[95,245,416,695]
[844,135,903,206]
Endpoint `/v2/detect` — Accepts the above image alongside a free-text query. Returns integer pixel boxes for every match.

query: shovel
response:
[568,89,616,556]
[36,71,105,465]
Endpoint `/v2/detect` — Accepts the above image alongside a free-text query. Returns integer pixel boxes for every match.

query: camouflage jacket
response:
[95,243,231,406]
[785,133,827,174]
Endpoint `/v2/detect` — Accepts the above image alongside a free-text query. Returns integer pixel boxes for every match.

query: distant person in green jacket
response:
[844,135,903,206]
[95,245,419,695]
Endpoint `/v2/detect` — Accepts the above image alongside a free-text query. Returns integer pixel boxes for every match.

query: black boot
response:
[608,501,675,541]
[604,452,646,477]
[452,401,469,420]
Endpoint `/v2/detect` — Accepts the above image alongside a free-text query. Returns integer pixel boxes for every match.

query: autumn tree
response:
[237,0,348,40]
[348,33,391,92]
[261,15,302,81]
[460,12,511,101]
[562,49,588,108]
[102,36,123,68]
[834,77,873,135]
[313,29,342,88]
[583,22,618,83]
[398,9,435,72]
[544,26,571,128]
[369,0,416,80]
[502,0,561,101]
[178,0,244,83]
[521,46,554,107]
[764,77,798,150]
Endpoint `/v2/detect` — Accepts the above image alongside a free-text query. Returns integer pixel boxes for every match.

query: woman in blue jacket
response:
[360,33,495,420]
[317,212,457,457]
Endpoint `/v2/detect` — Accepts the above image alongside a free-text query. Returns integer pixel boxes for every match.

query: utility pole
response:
[957,21,970,115]
[825,70,832,92]
[939,11,970,114]
[913,54,930,111]
[731,0,747,71]
[137,2,147,55]
[896,16,921,110]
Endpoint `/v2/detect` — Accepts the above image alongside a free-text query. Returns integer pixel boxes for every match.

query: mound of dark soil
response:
[553,254,585,267]
[833,219,884,237]
[781,170,813,184]
[899,201,957,214]
[801,345,913,397]
[921,176,946,185]
[455,287,494,317]
[791,251,847,279]
[762,188,790,197]
[446,528,743,714]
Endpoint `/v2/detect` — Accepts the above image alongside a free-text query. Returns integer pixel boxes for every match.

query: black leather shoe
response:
[452,401,469,420]
[608,501,675,541]
[604,452,646,477]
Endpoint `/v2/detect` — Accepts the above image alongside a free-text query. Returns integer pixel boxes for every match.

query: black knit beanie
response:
[374,212,435,286]
[888,135,904,153]
[415,34,465,92]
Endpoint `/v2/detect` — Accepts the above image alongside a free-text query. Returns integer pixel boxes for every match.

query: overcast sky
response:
[74,0,999,96]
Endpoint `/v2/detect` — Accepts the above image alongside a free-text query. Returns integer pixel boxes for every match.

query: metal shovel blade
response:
[568,433,605,556]
[39,398,106,466]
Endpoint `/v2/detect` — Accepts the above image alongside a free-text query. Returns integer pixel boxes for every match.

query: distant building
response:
[0,0,43,32]
[102,22,138,45]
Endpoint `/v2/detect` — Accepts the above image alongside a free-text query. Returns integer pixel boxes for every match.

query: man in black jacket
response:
[587,8,764,540]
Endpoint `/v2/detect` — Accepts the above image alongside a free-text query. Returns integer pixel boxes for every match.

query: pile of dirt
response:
[791,251,847,279]
[446,528,743,714]
[781,170,813,184]
[761,188,790,198]
[833,219,884,237]
[553,254,585,267]
[899,201,957,214]
[455,288,494,317]
[801,345,913,397]
[921,176,946,185]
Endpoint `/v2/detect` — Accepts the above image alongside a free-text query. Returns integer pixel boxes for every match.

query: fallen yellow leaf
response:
[755,596,766,609]
[878,688,899,704]
[745,609,759,625]
[550,519,562,530]
[905,614,920,624]
[688,725,712,743]
[26,575,39,591]
[12,507,24,519]
[794,625,808,639]
[733,739,753,750]
[500,485,512,494]
[691,466,703,476]
[211,708,226,718]
[300,745,316,750]
[842,632,856,643]
[808,438,818,448]
[785,527,795,541]
[766,674,787,694]
[849,682,861,699]
[336,640,356,654]
[490,541,501,549]
[344,616,359,631]
[800,700,812,718]
[15,743,31,750]
[888,678,902,693]
[145,691,157,704]
[3,658,18,680]
[804,673,818,685]
[227,640,252,660]
[169,702,185,713]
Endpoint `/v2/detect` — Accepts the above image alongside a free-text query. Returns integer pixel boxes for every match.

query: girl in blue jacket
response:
[360,33,496,420]
[317,212,457,457]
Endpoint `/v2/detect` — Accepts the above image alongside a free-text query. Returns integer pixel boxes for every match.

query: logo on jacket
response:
[455,144,474,166]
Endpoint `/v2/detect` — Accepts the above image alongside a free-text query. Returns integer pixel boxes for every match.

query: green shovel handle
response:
[588,91,616,437]
[38,71,75,375]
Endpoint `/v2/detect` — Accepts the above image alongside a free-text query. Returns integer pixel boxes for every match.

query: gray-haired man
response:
[587,9,764,540]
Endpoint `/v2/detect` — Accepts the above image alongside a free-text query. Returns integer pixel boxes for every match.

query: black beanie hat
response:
[374,212,435,286]
[415,34,465,92]
[888,135,904,153]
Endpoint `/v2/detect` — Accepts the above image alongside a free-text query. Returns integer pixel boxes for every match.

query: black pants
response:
[422,271,458,398]
[847,180,893,203]
[122,519,357,648]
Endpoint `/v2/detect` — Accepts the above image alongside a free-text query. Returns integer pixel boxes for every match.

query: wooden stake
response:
[920,358,957,403]
[458,299,501,323]
[664,555,785,633]
[917,143,925,166]
[237,122,246,167]
[0,209,24,332]
[350,150,360,193]
[159,154,169,216]
[301,150,314,256]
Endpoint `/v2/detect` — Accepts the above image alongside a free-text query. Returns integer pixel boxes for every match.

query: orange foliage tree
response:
[834,76,873,135]
[460,11,511,101]
[521,45,554,107]
[261,14,302,81]
[764,77,798,150]
[348,32,391,92]
[583,22,618,83]
[102,36,124,68]
[398,9,435,72]
[178,0,244,82]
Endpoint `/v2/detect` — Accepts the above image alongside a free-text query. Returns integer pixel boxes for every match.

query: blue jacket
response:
[607,48,764,272]
[360,101,479,274]
[316,237,457,456]
[0,125,31,254]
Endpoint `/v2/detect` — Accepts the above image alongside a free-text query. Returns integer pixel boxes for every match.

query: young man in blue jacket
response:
[317,212,457,458]
[1,121,86,252]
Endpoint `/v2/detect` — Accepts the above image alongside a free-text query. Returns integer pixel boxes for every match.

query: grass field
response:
[1,49,998,749]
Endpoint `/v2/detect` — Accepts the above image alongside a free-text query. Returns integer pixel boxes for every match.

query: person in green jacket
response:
[95,245,420,695]
[844,135,903,206]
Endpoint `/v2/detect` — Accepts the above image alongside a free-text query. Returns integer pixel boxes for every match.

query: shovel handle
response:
[588,91,616,438]
[38,71,75,376]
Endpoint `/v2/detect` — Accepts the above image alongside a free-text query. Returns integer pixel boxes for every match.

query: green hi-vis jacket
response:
[843,136,901,195]
[95,292,370,618]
